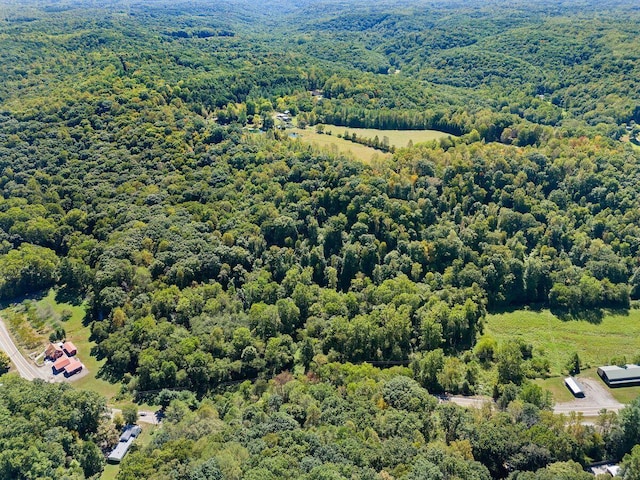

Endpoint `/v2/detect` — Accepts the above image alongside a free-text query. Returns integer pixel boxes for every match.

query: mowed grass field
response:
[485,308,640,376]
[35,289,120,400]
[290,128,391,163]
[320,125,452,148]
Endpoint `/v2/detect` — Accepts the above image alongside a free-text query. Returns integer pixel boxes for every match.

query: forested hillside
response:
[1,0,640,478]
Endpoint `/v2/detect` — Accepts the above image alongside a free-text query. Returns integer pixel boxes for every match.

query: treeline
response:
[117,366,640,479]
[3,114,638,396]
[0,375,110,480]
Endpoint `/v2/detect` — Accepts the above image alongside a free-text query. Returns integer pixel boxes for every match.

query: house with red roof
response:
[53,356,71,374]
[63,341,77,356]
[45,343,64,361]
[64,358,83,377]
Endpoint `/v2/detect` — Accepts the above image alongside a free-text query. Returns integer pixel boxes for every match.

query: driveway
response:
[110,408,162,425]
[447,377,625,418]
[553,377,624,416]
[0,317,57,382]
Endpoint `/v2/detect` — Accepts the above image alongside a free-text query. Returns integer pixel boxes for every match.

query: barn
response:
[597,364,640,387]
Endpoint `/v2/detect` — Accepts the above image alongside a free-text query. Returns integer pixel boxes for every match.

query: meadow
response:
[289,127,391,163]
[486,308,640,403]
[485,308,640,375]
[320,125,452,148]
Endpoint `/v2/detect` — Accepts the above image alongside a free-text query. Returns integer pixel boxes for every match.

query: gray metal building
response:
[597,364,640,387]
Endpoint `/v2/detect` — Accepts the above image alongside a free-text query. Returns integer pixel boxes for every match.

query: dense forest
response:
[1,0,640,478]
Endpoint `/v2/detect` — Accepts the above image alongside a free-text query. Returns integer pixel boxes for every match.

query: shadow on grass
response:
[550,307,629,324]
[487,303,547,315]
[54,287,84,306]
[95,359,124,385]
[0,290,48,311]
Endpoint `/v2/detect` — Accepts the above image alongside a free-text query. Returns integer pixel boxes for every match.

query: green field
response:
[535,369,640,405]
[485,308,640,376]
[11,289,121,400]
[320,125,452,148]
[290,128,391,163]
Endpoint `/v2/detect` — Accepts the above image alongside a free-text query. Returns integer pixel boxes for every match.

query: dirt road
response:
[448,378,625,418]
[0,317,52,381]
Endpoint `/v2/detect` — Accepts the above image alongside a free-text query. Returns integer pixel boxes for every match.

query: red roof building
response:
[64,358,83,377]
[53,356,71,373]
[63,341,77,356]
[45,343,64,361]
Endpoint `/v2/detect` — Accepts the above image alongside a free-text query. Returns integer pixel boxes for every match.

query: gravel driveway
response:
[553,377,624,416]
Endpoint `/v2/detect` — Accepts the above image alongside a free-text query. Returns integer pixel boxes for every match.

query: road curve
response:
[0,317,48,381]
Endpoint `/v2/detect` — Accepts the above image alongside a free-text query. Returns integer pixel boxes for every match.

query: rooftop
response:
[107,438,134,463]
[598,364,640,381]
[64,358,83,375]
[53,356,71,370]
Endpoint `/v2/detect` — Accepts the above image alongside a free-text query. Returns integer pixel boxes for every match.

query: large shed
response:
[597,364,640,387]
[564,377,585,397]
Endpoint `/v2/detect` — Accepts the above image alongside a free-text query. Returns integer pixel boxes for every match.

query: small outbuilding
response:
[63,341,77,356]
[597,364,640,387]
[564,377,585,397]
[45,343,64,361]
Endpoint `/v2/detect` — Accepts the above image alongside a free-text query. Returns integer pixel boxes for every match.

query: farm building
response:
[52,356,71,374]
[45,343,64,361]
[63,341,77,356]
[597,364,640,387]
[564,377,585,397]
[64,358,83,377]
[107,425,142,463]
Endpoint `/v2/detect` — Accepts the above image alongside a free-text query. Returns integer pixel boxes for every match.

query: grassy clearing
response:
[533,376,575,403]
[290,128,390,163]
[487,308,640,404]
[21,289,121,400]
[100,464,119,480]
[485,308,640,376]
[320,125,451,148]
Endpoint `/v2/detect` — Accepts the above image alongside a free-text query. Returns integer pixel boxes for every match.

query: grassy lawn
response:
[34,289,121,400]
[533,376,575,403]
[100,464,119,480]
[320,125,452,148]
[290,128,391,163]
[485,308,640,376]
[488,308,640,404]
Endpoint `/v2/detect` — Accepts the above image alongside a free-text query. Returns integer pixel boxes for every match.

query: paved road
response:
[0,317,49,381]
[448,395,494,409]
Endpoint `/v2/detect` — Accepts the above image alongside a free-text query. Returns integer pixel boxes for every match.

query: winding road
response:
[0,317,51,381]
